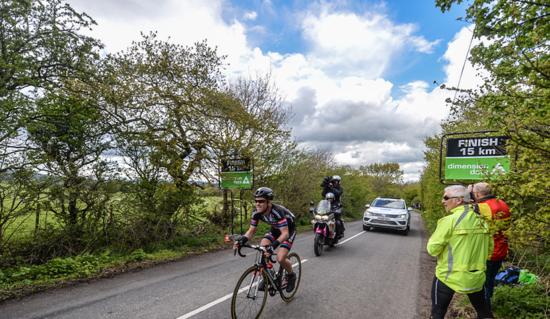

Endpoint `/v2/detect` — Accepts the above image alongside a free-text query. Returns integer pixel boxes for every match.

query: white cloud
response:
[69,0,251,71]
[443,26,487,90]
[282,25,481,182]
[301,10,439,78]
[64,1,476,182]
[243,11,257,21]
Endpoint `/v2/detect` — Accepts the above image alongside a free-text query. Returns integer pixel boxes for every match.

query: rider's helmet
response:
[325,192,335,201]
[254,187,274,200]
[332,175,341,182]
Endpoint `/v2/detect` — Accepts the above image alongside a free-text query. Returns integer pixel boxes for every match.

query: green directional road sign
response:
[220,157,253,189]
[220,171,253,189]
[444,136,510,181]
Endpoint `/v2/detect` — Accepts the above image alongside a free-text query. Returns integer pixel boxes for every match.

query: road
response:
[0,212,431,319]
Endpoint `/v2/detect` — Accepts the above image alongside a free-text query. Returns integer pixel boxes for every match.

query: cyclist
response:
[235,187,297,292]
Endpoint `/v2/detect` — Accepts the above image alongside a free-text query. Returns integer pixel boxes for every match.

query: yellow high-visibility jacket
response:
[427,204,493,293]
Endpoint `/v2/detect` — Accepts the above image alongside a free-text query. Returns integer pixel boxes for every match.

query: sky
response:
[67,0,483,181]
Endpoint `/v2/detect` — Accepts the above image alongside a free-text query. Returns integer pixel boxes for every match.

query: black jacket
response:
[322,185,343,204]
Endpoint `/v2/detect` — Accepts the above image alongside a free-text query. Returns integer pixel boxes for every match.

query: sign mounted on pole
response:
[444,136,510,181]
[220,157,253,190]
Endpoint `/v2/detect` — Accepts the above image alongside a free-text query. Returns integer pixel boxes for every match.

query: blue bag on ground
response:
[495,266,520,285]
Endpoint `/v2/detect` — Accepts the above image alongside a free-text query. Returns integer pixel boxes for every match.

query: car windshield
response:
[316,200,331,215]
[372,199,405,209]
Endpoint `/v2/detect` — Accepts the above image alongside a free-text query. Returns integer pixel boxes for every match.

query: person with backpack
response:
[471,182,511,308]
[427,185,494,319]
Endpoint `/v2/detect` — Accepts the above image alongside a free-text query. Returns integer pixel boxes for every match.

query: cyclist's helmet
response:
[332,175,341,182]
[254,187,274,200]
[325,192,335,200]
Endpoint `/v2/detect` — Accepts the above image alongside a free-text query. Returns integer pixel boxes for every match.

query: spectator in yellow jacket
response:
[427,185,494,319]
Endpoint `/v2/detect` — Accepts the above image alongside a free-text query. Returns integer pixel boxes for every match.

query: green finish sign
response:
[444,136,510,181]
[220,171,253,189]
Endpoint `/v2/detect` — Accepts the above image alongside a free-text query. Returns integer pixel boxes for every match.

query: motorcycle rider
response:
[234,187,297,292]
[321,175,343,205]
[325,192,344,238]
[322,175,345,237]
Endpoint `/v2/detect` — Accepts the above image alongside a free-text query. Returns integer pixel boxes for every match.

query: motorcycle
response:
[310,199,343,256]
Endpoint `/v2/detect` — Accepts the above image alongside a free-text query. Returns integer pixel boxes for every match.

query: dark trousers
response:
[431,276,493,319]
[485,260,503,309]
[334,213,344,235]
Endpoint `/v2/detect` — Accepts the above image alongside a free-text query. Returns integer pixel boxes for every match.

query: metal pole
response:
[230,190,235,236]
[239,190,244,234]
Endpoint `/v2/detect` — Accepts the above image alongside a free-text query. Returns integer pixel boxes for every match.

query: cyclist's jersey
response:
[250,204,296,235]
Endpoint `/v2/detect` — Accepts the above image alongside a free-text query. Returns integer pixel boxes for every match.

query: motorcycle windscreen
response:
[316,200,331,215]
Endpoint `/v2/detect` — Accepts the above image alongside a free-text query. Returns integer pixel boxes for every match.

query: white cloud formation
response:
[65,0,478,181]
[70,0,251,70]
[301,10,439,79]
[443,26,487,90]
[284,25,481,180]
[243,11,257,21]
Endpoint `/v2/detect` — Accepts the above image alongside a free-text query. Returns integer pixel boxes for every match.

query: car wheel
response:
[363,225,371,231]
[402,226,410,236]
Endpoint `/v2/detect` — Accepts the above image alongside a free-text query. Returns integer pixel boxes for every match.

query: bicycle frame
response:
[237,244,285,297]
[232,242,301,319]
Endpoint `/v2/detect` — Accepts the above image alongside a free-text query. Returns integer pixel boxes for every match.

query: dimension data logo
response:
[444,136,510,180]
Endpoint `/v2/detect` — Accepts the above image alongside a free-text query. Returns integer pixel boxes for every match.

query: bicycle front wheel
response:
[280,252,302,302]
[231,266,268,319]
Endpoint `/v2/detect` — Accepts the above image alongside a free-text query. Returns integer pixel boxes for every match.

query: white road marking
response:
[176,259,308,319]
[335,230,366,246]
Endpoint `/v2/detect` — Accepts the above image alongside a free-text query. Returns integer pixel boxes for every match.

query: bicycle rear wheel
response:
[280,252,302,302]
[231,266,268,319]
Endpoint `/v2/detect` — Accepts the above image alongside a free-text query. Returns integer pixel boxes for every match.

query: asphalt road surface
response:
[0,212,430,319]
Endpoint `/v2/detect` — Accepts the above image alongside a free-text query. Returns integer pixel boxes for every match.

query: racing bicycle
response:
[231,243,302,319]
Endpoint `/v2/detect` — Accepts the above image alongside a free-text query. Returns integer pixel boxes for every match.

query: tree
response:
[0,169,41,253]
[0,0,100,158]
[0,0,106,253]
[360,162,404,196]
[105,34,268,235]
[436,0,549,155]
[269,149,334,219]
[434,0,550,268]
[26,76,114,240]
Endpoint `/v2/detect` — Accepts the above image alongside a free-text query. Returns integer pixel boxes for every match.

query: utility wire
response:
[452,25,477,104]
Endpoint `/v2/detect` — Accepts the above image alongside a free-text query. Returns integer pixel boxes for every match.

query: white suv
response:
[363,197,411,235]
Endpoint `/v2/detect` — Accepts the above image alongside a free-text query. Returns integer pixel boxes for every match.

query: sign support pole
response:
[230,190,235,236]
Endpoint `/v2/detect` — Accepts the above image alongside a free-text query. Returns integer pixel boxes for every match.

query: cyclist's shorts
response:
[264,230,296,250]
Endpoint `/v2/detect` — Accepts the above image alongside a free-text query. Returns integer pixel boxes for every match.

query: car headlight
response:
[399,214,407,219]
[315,214,322,220]
[322,215,329,221]
[364,211,373,216]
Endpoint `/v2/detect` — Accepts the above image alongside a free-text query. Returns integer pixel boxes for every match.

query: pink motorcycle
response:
[310,199,339,256]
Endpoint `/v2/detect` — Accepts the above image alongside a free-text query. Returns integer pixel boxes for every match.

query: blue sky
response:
[68,0,480,181]
[222,0,469,90]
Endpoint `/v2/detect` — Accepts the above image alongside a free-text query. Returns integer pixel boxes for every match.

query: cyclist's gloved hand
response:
[264,245,274,256]
[237,235,248,246]
[269,240,280,252]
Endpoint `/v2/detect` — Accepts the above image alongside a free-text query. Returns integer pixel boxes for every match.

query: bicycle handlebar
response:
[234,243,277,263]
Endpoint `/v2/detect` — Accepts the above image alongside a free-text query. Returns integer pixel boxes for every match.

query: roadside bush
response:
[127,249,147,262]
[492,283,549,319]
[0,253,114,285]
